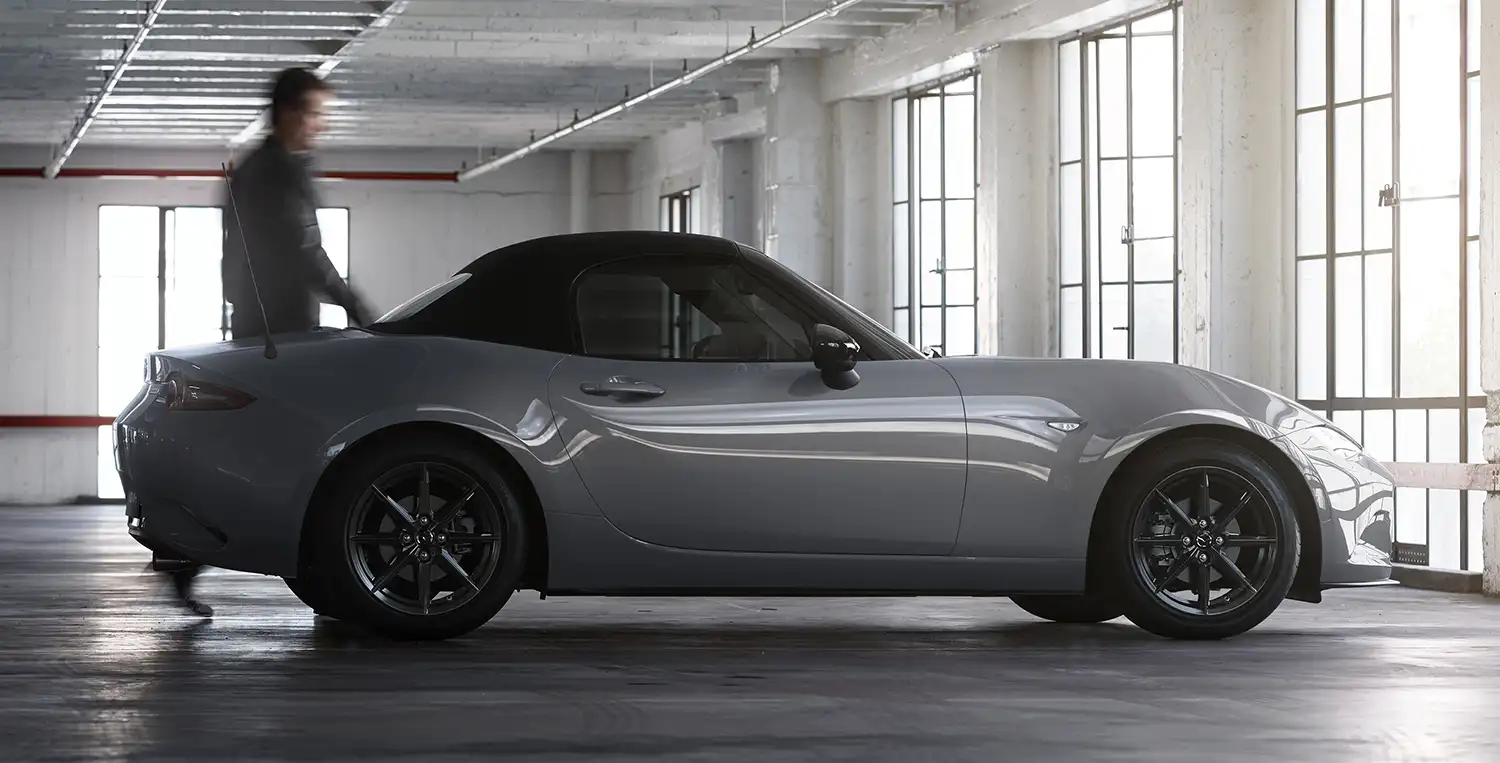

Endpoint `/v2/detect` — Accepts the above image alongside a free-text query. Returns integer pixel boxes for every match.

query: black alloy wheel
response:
[345,461,505,617]
[1100,437,1299,640]
[305,434,529,640]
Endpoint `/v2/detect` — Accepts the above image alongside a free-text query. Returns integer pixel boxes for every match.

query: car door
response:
[545,251,968,557]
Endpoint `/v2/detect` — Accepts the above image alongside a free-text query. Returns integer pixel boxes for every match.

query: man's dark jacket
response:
[221,136,368,338]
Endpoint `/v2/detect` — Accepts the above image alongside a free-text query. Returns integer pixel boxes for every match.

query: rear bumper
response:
[113,382,330,578]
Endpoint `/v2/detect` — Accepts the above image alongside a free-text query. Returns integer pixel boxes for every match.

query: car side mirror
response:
[810,323,860,390]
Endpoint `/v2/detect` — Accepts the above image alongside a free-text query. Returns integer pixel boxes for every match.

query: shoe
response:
[170,567,214,618]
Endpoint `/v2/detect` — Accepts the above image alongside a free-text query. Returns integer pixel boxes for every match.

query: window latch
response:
[1378,182,1400,207]
[1120,225,1134,245]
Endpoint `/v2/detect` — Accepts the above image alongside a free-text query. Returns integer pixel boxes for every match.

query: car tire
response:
[304,433,530,641]
[1096,436,1300,640]
[1009,594,1122,624]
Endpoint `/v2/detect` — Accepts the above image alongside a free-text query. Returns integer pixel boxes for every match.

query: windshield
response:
[374,273,471,324]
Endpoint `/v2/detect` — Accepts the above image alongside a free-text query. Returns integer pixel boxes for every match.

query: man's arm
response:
[272,162,374,324]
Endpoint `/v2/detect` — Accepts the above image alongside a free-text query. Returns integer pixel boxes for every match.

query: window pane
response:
[1060,41,1082,164]
[321,304,348,329]
[99,206,159,278]
[1468,240,1480,397]
[944,200,975,270]
[1430,489,1461,569]
[1335,255,1364,397]
[1061,163,1083,285]
[944,75,975,94]
[1098,38,1127,158]
[1396,409,1428,461]
[1395,487,1427,544]
[945,306,976,356]
[1061,285,1084,358]
[1133,282,1175,363]
[1468,0,1481,73]
[1398,0,1461,199]
[1297,258,1328,399]
[920,200,943,305]
[1134,237,1175,283]
[1334,0,1363,103]
[919,97,943,199]
[1468,76,1480,237]
[921,306,943,348]
[1364,252,1394,396]
[1364,98,1393,251]
[1366,0,1393,97]
[1132,157,1174,240]
[1297,111,1328,256]
[1365,408,1395,461]
[893,98,909,203]
[1298,0,1328,109]
[1398,198,1460,397]
[317,208,349,278]
[943,94,976,198]
[1333,104,1363,254]
[1130,34,1175,158]
[893,307,910,342]
[1132,8,1174,34]
[945,269,976,307]
[1431,408,1461,463]
[1100,284,1129,359]
[1099,159,1128,283]
[166,207,225,348]
[894,203,910,308]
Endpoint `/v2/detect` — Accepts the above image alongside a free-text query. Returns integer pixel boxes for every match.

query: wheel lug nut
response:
[419,550,430,561]
[1196,552,1208,564]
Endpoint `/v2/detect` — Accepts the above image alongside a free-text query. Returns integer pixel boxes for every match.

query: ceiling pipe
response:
[0,167,457,182]
[45,0,168,179]
[454,0,870,184]
[227,0,410,148]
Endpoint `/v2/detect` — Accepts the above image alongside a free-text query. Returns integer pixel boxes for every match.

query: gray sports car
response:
[113,231,1395,641]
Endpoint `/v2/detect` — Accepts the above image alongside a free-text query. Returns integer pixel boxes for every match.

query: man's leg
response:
[169,563,213,617]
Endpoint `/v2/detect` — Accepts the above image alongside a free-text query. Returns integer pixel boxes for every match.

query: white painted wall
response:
[0,144,625,502]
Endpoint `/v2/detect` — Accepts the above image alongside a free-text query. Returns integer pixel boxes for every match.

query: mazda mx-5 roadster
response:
[113,231,1395,641]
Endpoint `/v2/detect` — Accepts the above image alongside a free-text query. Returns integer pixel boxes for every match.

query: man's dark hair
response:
[269,67,332,127]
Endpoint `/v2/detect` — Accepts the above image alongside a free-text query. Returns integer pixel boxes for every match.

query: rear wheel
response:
[1097,437,1300,640]
[1009,594,1122,624]
[303,434,529,640]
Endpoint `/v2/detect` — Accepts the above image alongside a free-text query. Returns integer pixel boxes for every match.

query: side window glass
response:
[574,257,815,361]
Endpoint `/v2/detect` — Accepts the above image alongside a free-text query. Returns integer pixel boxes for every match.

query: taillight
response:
[163,373,255,411]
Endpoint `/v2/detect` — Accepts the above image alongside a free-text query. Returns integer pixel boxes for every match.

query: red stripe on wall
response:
[0,416,115,428]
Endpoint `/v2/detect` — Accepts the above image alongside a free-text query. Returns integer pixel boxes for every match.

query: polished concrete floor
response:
[3,504,1499,762]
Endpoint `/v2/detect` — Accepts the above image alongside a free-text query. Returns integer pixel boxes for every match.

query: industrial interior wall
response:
[0,145,620,503]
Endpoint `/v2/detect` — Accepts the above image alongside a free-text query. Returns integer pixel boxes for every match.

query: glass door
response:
[1059,2,1182,362]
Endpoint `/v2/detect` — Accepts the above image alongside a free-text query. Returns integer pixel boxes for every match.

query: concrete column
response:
[1177,0,1293,392]
[977,42,1054,358]
[1479,0,1500,594]
[764,59,833,287]
[720,140,758,247]
[831,99,882,319]
[569,150,591,233]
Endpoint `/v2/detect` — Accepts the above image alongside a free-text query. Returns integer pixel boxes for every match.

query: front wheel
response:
[1097,437,1300,640]
[303,435,530,640]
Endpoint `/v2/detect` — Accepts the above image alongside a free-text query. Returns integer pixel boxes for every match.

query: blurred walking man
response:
[158,67,373,616]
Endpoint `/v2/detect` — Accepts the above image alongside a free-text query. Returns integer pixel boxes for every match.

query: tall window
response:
[97,205,351,499]
[1057,2,1182,362]
[660,188,700,234]
[1295,0,1481,571]
[892,70,979,357]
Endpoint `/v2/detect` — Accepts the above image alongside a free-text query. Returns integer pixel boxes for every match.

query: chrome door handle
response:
[579,377,666,398]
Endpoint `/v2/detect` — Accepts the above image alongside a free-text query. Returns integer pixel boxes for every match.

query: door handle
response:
[579,377,666,398]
